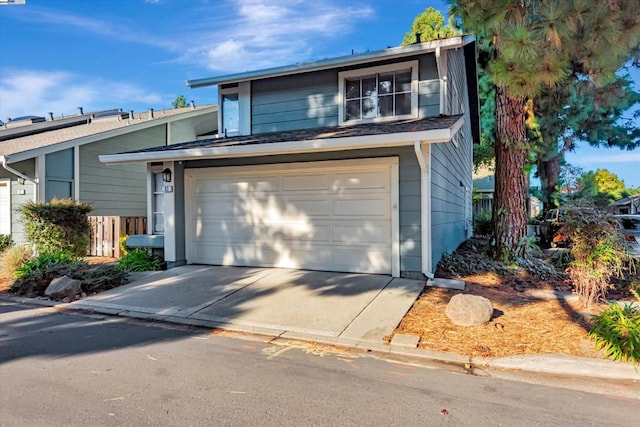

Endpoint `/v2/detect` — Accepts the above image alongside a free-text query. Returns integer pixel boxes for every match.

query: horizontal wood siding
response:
[185,146,422,273]
[0,159,35,245]
[251,70,338,133]
[430,48,474,268]
[80,126,166,216]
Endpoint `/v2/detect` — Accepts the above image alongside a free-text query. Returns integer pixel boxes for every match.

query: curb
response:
[2,295,638,383]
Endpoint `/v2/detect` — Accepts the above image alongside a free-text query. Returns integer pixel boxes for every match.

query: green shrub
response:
[0,234,13,252]
[473,212,493,235]
[10,262,128,298]
[589,290,640,366]
[0,245,33,277]
[117,248,162,272]
[560,204,631,308]
[15,251,83,279]
[19,198,92,257]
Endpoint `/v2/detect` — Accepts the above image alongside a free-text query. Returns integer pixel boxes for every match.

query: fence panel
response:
[88,216,147,258]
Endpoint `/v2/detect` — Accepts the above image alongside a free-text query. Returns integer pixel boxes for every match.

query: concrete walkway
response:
[67,265,425,343]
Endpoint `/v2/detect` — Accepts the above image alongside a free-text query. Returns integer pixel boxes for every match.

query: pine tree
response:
[449,0,640,260]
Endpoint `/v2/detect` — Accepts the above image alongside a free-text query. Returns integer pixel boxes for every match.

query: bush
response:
[589,290,640,366]
[0,234,13,252]
[117,248,162,272]
[473,212,493,235]
[19,198,92,257]
[15,251,83,279]
[0,245,33,277]
[560,204,631,308]
[10,262,128,298]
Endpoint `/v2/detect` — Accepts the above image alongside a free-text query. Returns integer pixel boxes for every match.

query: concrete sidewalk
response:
[65,265,425,343]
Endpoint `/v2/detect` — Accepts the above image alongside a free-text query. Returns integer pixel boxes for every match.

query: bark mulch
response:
[393,237,637,359]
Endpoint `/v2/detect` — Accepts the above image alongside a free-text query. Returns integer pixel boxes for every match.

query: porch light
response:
[162,168,172,183]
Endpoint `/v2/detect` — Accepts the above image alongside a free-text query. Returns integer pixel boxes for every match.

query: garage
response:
[185,158,399,274]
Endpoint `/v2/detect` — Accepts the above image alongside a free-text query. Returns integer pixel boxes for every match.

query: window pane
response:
[395,93,411,115]
[378,73,394,94]
[346,99,361,120]
[153,193,164,212]
[379,95,393,117]
[346,79,360,99]
[362,77,377,97]
[396,71,412,92]
[362,95,377,119]
[222,93,239,134]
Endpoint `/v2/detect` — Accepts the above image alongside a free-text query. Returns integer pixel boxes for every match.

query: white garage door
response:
[186,158,398,274]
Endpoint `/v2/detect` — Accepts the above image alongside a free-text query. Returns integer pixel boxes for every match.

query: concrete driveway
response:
[70,265,425,343]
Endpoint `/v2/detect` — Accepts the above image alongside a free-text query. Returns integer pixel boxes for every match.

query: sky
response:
[0,0,638,187]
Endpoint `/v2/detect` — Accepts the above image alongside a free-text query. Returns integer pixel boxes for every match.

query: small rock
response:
[445,294,493,326]
[45,276,82,300]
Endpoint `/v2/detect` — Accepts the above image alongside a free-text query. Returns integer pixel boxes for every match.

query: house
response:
[609,194,640,215]
[100,36,480,278]
[0,105,217,244]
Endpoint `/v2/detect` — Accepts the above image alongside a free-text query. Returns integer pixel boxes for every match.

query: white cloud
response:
[179,0,375,72]
[0,69,163,121]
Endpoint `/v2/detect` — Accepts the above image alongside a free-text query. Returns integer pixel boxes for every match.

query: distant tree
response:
[401,7,459,46]
[172,95,188,109]
[577,169,626,207]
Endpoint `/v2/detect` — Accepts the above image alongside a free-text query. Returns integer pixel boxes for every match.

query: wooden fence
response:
[88,216,147,258]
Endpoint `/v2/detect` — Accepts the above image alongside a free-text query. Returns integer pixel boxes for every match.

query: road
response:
[0,301,637,426]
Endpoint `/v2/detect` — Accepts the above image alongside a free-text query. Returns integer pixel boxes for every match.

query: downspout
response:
[414,141,433,278]
[0,155,39,184]
[435,46,448,115]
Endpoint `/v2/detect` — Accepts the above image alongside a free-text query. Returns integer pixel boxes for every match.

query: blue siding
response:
[251,70,338,133]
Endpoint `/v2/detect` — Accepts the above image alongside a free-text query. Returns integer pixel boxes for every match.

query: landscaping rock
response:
[45,276,82,300]
[445,294,493,327]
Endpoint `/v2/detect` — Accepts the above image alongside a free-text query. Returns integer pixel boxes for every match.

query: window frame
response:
[218,82,251,137]
[338,60,419,125]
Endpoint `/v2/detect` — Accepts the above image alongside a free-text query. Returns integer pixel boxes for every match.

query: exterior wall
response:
[250,53,441,135]
[45,148,74,201]
[0,159,36,244]
[184,146,422,274]
[79,126,166,216]
[430,48,474,268]
[168,112,217,144]
[251,70,338,134]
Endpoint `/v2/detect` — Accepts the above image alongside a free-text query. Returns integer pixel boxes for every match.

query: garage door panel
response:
[187,159,395,274]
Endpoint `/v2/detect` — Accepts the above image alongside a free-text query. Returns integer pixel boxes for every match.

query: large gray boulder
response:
[45,275,82,300]
[445,293,493,327]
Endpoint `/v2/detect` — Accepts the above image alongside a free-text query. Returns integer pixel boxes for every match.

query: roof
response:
[0,105,217,163]
[187,35,476,88]
[609,194,640,206]
[100,114,463,165]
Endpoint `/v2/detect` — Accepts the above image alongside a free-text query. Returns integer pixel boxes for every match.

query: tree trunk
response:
[492,86,529,260]
[537,152,563,214]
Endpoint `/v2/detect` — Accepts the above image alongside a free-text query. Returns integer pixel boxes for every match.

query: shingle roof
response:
[0,105,216,158]
[119,115,462,156]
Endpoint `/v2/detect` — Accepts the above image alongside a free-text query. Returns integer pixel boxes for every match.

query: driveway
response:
[70,266,425,343]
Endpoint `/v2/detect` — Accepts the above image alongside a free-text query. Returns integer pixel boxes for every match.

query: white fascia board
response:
[5,106,218,164]
[99,117,464,165]
[187,37,469,88]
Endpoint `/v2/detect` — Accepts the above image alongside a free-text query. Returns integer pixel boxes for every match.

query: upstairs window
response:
[339,60,418,125]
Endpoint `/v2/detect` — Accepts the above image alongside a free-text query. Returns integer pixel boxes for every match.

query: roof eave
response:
[99,116,464,165]
[187,35,475,88]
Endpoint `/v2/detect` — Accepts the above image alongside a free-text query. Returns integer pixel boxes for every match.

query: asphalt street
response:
[1,302,637,426]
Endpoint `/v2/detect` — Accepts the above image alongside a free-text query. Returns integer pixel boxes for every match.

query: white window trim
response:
[338,60,419,126]
[218,81,251,137]
[148,165,165,235]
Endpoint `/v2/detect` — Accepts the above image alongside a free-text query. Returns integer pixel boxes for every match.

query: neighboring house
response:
[609,194,640,215]
[0,105,217,244]
[100,36,480,279]
[472,164,494,219]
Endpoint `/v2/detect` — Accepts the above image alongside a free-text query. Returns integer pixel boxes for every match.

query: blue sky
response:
[1,0,638,187]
